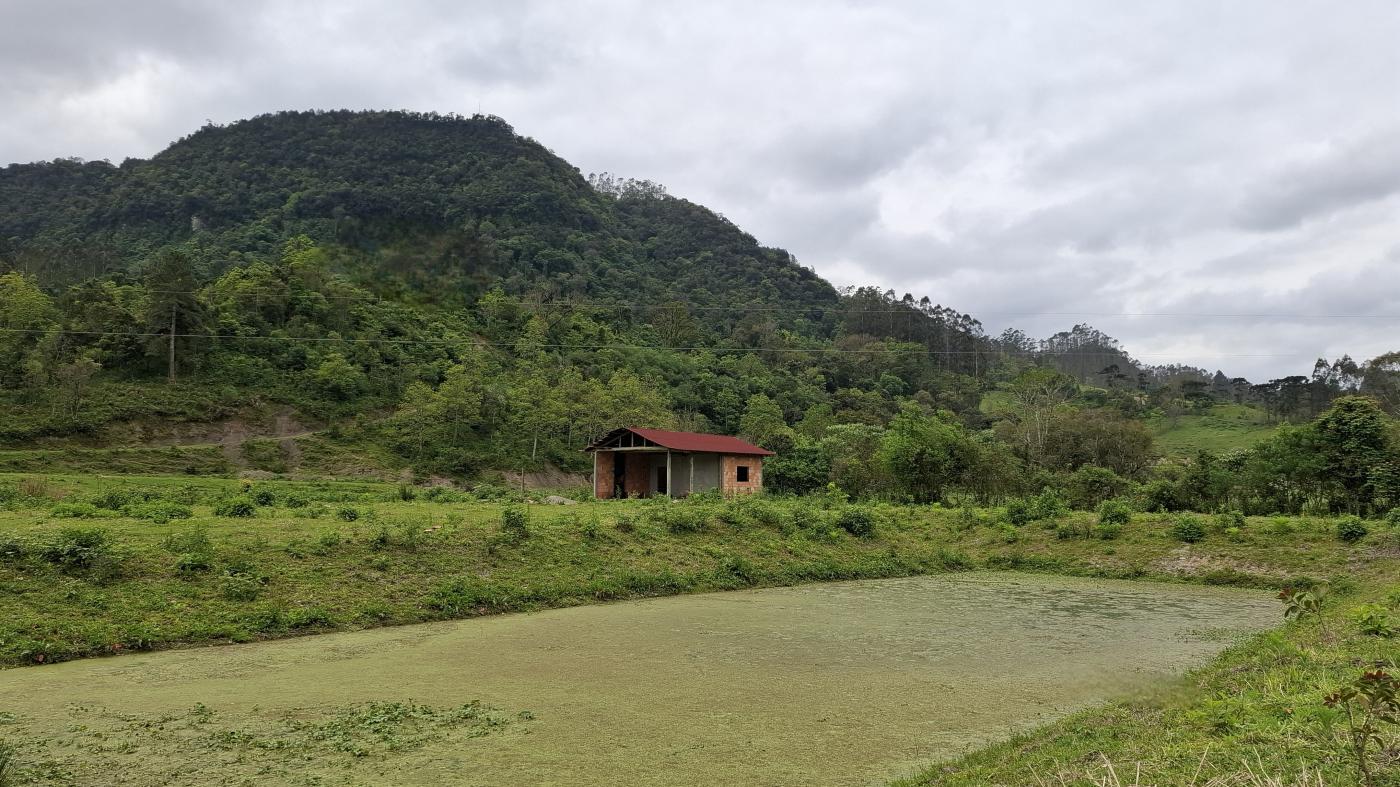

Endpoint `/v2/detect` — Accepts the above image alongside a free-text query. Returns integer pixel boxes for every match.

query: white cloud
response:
[3,0,1399,379]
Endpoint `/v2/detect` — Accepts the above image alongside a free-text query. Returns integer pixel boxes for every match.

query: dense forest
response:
[4,110,1400,514]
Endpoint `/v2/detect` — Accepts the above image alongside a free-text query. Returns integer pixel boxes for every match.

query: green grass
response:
[1,473,1396,784]
[1150,403,1279,456]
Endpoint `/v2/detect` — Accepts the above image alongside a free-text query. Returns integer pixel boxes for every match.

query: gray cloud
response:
[3,0,1400,379]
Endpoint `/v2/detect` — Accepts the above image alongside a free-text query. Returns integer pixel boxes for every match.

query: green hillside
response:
[1149,403,1278,456]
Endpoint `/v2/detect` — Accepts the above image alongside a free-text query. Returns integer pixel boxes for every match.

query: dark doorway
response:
[613,452,626,498]
[656,464,667,495]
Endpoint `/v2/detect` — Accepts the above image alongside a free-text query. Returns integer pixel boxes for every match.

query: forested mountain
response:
[4,110,1400,512]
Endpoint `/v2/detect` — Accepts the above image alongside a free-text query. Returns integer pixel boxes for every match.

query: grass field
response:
[1150,403,1279,456]
[1,473,1397,784]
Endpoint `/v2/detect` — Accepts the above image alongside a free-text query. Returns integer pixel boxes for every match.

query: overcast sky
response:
[4,0,1400,379]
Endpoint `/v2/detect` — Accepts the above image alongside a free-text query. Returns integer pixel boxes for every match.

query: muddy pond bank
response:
[0,572,1279,786]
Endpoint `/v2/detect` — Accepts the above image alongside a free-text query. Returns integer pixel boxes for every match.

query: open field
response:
[1149,404,1279,456]
[1,473,1397,784]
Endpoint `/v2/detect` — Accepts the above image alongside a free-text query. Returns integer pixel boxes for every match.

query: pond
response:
[0,572,1279,786]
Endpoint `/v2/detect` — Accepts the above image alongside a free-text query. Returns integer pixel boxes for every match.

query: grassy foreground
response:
[0,473,1397,784]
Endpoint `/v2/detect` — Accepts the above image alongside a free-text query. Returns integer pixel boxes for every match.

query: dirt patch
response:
[501,465,587,491]
[1153,546,1276,579]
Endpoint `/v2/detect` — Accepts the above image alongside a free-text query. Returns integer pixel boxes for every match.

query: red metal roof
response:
[588,427,775,456]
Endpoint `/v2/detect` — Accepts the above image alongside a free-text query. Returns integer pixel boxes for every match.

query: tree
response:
[876,404,975,503]
[141,250,204,382]
[738,393,794,452]
[0,272,58,386]
[997,367,1078,465]
[1310,396,1394,513]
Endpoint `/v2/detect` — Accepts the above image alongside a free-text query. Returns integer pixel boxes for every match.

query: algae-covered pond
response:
[0,572,1278,786]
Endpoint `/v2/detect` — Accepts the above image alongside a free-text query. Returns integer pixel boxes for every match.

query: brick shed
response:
[584,427,775,499]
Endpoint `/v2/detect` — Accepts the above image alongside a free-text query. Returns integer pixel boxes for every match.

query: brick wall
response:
[593,450,615,498]
[720,454,763,496]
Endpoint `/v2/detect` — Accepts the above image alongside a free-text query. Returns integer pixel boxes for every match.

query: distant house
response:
[585,427,774,499]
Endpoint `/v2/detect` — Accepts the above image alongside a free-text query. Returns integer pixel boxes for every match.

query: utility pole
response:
[167,302,177,383]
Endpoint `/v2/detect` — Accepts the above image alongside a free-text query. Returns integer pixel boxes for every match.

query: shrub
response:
[397,484,417,501]
[175,552,213,575]
[661,506,707,534]
[286,607,333,629]
[1213,510,1246,531]
[1351,604,1395,637]
[50,502,101,519]
[835,507,876,538]
[39,528,112,570]
[125,501,194,524]
[213,497,257,518]
[1172,515,1206,543]
[1337,516,1369,543]
[1054,523,1080,540]
[1028,488,1068,521]
[251,488,277,506]
[335,506,360,522]
[162,528,212,555]
[996,523,1020,544]
[1093,522,1123,540]
[0,536,26,562]
[317,531,342,551]
[1066,465,1132,510]
[1097,499,1133,527]
[1004,499,1032,526]
[283,494,309,509]
[501,505,530,541]
[1223,526,1245,543]
[219,571,263,602]
[1386,508,1400,528]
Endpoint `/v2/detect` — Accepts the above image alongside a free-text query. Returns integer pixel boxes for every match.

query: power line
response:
[127,289,1400,321]
[0,326,1306,358]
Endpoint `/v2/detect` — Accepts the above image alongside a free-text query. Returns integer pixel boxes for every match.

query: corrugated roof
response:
[586,427,775,456]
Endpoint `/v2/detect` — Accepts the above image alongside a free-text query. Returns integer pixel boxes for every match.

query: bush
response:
[1097,499,1133,527]
[996,523,1020,543]
[1171,515,1206,543]
[1386,508,1400,528]
[39,528,112,570]
[335,506,360,522]
[1223,526,1245,543]
[1066,465,1132,510]
[1213,510,1246,531]
[219,571,263,602]
[501,505,530,541]
[1028,488,1068,521]
[1351,604,1395,637]
[251,488,277,506]
[175,552,213,575]
[282,494,309,509]
[1004,499,1032,526]
[50,502,101,519]
[213,497,257,518]
[835,507,876,538]
[1054,523,1080,540]
[125,501,193,524]
[1092,522,1123,540]
[661,506,707,534]
[1336,516,1368,543]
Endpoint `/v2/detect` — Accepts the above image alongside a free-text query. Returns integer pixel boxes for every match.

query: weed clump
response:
[500,505,530,541]
[39,528,112,570]
[835,506,876,538]
[1097,499,1133,527]
[1171,515,1206,543]
[335,506,360,522]
[125,500,194,523]
[50,502,101,519]
[219,570,264,602]
[213,497,257,518]
[1337,516,1368,543]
